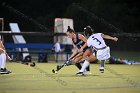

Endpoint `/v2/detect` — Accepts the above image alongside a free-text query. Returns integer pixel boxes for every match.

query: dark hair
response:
[67,26,75,33]
[84,25,94,37]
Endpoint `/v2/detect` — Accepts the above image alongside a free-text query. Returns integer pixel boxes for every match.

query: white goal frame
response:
[0,18,4,41]
[54,18,74,45]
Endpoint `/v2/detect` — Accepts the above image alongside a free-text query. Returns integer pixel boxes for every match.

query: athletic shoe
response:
[84,71,92,75]
[100,68,104,73]
[76,72,84,76]
[0,68,12,74]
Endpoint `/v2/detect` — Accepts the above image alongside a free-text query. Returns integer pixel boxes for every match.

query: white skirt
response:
[96,47,110,60]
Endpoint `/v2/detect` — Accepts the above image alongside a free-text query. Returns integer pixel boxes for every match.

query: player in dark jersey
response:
[66,26,92,74]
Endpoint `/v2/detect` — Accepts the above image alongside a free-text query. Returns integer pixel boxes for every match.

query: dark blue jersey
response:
[72,34,88,51]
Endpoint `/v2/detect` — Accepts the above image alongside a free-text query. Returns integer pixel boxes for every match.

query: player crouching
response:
[76,26,118,76]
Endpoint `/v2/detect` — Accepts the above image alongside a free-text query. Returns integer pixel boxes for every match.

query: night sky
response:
[0,0,140,51]
[0,0,139,33]
[0,0,75,31]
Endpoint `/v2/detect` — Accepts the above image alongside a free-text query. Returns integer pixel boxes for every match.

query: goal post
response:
[0,18,4,41]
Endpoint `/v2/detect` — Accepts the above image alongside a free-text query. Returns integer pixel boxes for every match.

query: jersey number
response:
[92,36,101,45]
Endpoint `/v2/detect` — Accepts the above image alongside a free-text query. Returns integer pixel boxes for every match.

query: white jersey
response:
[87,33,110,60]
[87,33,107,49]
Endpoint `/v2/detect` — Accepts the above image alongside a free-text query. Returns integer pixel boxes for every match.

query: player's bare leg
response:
[73,55,83,70]
[76,49,92,74]
[82,49,92,74]
[76,54,97,76]
[73,54,91,74]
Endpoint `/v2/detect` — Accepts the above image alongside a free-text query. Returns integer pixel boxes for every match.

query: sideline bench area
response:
[4,43,72,62]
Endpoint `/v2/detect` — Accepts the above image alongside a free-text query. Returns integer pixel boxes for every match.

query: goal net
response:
[54,18,73,45]
[54,18,74,61]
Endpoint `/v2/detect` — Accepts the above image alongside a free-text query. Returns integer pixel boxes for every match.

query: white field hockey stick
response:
[0,48,12,61]
[6,53,12,61]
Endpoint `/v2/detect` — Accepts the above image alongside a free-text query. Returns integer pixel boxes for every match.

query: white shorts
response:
[95,47,110,60]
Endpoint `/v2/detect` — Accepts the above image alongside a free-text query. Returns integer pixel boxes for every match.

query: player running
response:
[66,26,92,74]
[76,26,118,76]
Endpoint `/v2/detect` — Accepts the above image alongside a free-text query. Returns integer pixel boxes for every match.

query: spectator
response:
[52,41,61,53]
[53,41,61,62]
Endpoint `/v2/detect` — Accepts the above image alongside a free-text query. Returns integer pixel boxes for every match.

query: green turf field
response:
[0,62,140,93]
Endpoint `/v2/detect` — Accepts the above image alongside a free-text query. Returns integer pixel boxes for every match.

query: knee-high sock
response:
[100,60,105,69]
[86,65,90,71]
[1,53,6,69]
[75,63,82,70]
[80,60,90,72]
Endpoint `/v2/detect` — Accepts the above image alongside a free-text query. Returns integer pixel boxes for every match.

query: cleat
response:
[0,68,12,74]
[76,72,84,76]
[100,68,104,73]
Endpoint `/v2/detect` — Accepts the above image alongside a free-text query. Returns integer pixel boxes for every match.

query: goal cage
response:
[54,18,73,45]
[54,18,74,61]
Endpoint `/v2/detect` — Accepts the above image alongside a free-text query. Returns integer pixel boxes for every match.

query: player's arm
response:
[0,40,6,52]
[101,34,118,41]
[68,42,78,60]
[78,34,87,52]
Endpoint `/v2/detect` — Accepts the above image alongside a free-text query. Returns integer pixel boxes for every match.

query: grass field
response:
[0,62,140,93]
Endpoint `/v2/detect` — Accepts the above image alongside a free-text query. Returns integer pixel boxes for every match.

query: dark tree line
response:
[0,0,139,33]
[0,0,140,51]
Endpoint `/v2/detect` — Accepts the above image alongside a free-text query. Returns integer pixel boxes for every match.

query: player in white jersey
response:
[77,26,118,76]
[0,39,12,74]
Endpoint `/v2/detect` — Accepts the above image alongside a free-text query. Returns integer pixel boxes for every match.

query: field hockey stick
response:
[6,53,12,61]
[52,52,80,74]
[0,48,12,61]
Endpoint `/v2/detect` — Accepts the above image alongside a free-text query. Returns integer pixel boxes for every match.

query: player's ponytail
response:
[84,25,94,37]
[67,26,75,33]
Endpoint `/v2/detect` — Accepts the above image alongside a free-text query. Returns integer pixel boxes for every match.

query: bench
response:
[4,43,72,62]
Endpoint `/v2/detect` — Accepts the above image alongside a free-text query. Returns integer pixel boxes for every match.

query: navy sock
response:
[86,65,90,71]
[75,63,82,70]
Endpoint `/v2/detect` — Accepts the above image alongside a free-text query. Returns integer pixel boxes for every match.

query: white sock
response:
[80,60,89,72]
[100,67,104,69]
[1,53,6,69]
